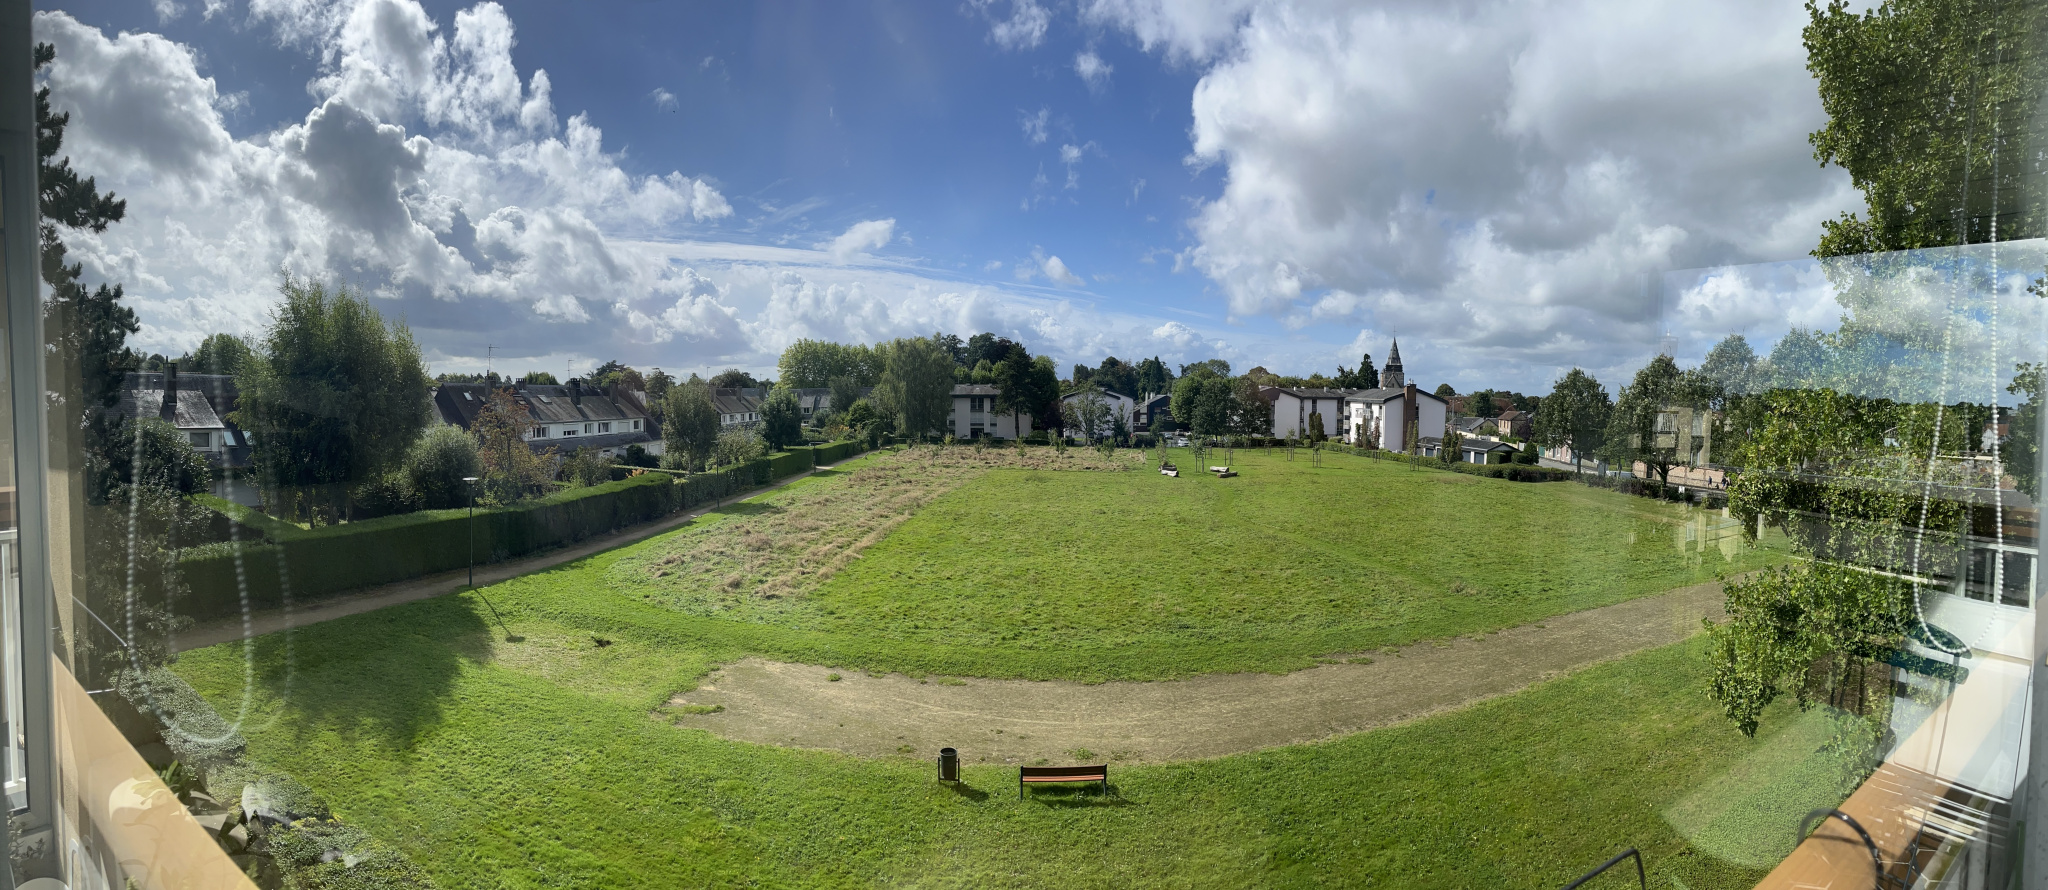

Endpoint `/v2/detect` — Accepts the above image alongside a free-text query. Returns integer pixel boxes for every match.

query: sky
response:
[35,0,1868,392]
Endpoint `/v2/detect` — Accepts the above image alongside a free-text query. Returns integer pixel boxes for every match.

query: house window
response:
[563,426,578,436]
[462,391,473,401]
[633,419,641,430]
[584,423,593,434]
[599,422,611,433]
[530,426,547,438]
[188,431,208,448]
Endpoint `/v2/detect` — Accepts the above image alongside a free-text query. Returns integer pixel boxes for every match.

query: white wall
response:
[949,394,1032,439]
[1272,393,1345,439]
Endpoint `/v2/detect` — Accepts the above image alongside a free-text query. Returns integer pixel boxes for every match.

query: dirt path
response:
[668,581,1728,763]
[174,465,842,653]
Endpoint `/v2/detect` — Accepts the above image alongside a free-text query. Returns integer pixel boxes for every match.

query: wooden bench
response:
[1208,465,1237,478]
[1019,764,1109,800]
[1159,462,1178,477]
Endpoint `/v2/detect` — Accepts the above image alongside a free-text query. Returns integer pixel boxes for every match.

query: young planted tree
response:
[1070,388,1110,440]
[234,277,431,523]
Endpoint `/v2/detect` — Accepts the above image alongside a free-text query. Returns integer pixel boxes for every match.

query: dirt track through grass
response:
[665,580,1729,763]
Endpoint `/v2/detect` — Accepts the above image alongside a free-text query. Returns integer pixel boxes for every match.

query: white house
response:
[1265,387,1353,440]
[1059,387,1136,438]
[949,384,1034,439]
[1344,384,1450,453]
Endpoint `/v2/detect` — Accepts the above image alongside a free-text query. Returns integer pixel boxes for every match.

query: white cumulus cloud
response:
[820,219,897,264]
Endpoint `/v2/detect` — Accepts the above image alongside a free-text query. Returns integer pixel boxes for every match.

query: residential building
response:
[948,384,1034,439]
[1495,409,1532,439]
[115,365,256,504]
[1264,387,1354,440]
[432,380,657,459]
[1135,393,1171,430]
[1059,387,1136,437]
[1344,382,1449,453]
[711,387,765,429]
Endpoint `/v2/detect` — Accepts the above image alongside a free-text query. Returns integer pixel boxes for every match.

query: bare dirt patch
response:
[662,581,1727,764]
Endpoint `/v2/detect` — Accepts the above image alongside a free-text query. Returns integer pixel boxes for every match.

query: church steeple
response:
[1381,338,1405,390]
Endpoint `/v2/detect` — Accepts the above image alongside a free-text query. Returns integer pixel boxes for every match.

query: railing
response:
[1557,847,1645,890]
[1797,809,1892,890]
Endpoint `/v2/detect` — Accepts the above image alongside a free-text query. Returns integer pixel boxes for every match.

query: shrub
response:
[559,446,613,487]
[618,443,658,468]
[711,429,765,468]
[405,424,482,508]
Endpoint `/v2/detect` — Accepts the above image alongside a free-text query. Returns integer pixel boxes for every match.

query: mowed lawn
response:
[170,447,1817,888]
[179,601,1846,890]
[606,446,1780,680]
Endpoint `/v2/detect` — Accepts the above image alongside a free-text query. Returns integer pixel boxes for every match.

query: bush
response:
[350,472,421,519]
[405,424,481,509]
[618,443,657,468]
[711,429,765,468]
[559,446,613,487]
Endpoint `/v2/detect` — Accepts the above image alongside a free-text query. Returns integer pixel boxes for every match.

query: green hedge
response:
[171,474,687,621]
[1324,443,1574,483]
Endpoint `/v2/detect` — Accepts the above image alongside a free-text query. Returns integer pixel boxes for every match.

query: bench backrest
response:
[1020,765,1107,779]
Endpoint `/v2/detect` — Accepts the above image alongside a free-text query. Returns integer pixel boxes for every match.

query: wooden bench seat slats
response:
[1018,764,1111,800]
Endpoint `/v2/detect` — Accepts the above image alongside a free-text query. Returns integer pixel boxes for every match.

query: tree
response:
[1533,369,1611,475]
[1440,430,1462,465]
[963,332,1000,369]
[1334,355,1378,389]
[661,382,721,471]
[38,41,137,501]
[472,389,554,504]
[1179,358,1231,378]
[1602,356,1717,486]
[2009,362,2042,498]
[1305,409,1327,443]
[1764,328,1830,390]
[1092,356,1140,398]
[777,339,882,388]
[843,398,877,433]
[709,368,758,389]
[405,424,482,509]
[1071,388,1110,439]
[1805,0,2047,258]
[827,376,863,415]
[1433,383,1456,399]
[1172,369,1235,437]
[182,333,254,375]
[520,371,559,385]
[876,337,956,439]
[104,418,213,496]
[991,341,1045,438]
[234,277,431,523]
[971,359,995,384]
[1132,356,1173,398]
[1231,376,1273,439]
[1465,388,1500,418]
[1699,334,1761,401]
[711,429,765,467]
[760,387,803,450]
[559,446,613,488]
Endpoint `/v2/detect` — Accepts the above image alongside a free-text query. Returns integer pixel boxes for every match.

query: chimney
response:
[1403,382,1418,454]
[160,362,180,423]
[569,380,582,405]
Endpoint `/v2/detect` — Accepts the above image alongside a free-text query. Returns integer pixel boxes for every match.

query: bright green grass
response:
[179,600,1846,889]
[603,446,1781,680]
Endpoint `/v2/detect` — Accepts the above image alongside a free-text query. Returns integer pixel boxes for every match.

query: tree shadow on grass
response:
[248,592,493,752]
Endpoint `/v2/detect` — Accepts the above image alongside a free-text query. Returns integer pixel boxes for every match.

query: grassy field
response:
[180,607,1847,890]
[167,445,1814,887]
[602,445,1779,680]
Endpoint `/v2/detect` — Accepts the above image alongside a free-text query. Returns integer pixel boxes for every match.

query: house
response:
[1451,415,1491,437]
[116,365,257,504]
[1264,387,1355,440]
[1135,393,1171,430]
[433,380,657,459]
[1058,387,1136,437]
[711,387,766,429]
[948,384,1034,439]
[1344,385,1450,453]
[1456,438,1519,464]
[1494,409,1532,439]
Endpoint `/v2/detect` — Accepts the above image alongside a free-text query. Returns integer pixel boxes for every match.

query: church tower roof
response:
[1380,337,1406,390]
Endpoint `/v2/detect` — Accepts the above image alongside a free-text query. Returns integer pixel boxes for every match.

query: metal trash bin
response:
[936,747,959,783]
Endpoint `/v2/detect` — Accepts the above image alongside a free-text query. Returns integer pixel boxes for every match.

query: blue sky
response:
[37,0,1863,392]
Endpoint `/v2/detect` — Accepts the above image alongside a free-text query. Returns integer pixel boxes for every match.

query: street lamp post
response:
[463,476,480,587]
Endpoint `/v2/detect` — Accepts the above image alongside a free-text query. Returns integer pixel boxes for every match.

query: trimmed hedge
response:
[172,474,687,621]
[1324,443,1574,482]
